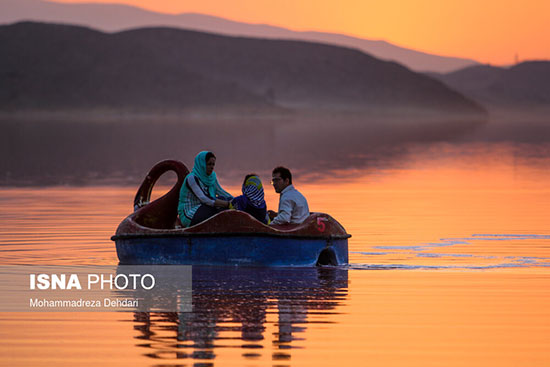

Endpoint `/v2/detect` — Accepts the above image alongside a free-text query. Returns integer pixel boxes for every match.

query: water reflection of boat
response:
[111,160,350,266]
[130,266,348,362]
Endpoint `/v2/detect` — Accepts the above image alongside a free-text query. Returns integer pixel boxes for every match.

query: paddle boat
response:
[111,160,350,266]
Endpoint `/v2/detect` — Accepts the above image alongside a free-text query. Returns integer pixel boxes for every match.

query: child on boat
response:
[230,174,269,224]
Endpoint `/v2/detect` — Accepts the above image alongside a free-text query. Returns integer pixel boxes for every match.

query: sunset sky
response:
[52,0,550,65]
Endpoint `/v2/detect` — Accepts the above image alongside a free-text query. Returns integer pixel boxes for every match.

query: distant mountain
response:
[0,0,479,73]
[0,22,485,117]
[430,61,550,110]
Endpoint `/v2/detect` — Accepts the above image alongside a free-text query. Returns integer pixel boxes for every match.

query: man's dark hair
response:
[243,173,258,185]
[272,166,292,184]
[205,152,216,162]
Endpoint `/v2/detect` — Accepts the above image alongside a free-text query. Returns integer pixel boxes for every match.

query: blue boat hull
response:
[115,235,349,266]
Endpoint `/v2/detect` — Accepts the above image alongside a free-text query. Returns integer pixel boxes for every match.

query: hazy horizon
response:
[1,114,549,187]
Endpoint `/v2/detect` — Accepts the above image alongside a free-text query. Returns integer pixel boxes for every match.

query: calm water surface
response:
[1,142,549,366]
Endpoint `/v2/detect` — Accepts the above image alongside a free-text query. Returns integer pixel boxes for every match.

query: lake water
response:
[1,141,550,366]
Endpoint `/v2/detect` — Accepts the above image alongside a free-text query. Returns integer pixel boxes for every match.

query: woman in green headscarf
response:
[178,151,233,227]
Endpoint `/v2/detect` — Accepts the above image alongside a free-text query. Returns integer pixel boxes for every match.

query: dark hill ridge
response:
[430,61,550,108]
[0,0,479,73]
[0,22,268,111]
[0,22,485,116]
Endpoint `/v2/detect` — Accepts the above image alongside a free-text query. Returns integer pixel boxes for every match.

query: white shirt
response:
[271,185,310,225]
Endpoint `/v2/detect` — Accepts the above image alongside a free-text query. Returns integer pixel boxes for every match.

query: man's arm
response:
[270,198,293,225]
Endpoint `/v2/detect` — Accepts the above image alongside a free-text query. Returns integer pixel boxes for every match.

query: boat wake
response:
[350,233,550,270]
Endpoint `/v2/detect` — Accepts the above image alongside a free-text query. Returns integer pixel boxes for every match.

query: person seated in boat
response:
[178,151,233,227]
[230,174,269,224]
[268,166,310,225]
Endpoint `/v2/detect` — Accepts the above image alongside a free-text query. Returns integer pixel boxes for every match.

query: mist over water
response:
[2,114,549,186]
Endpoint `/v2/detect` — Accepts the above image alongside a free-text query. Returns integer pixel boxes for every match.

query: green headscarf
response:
[189,151,217,197]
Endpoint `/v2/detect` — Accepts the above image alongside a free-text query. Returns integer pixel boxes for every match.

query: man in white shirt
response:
[269,166,310,225]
